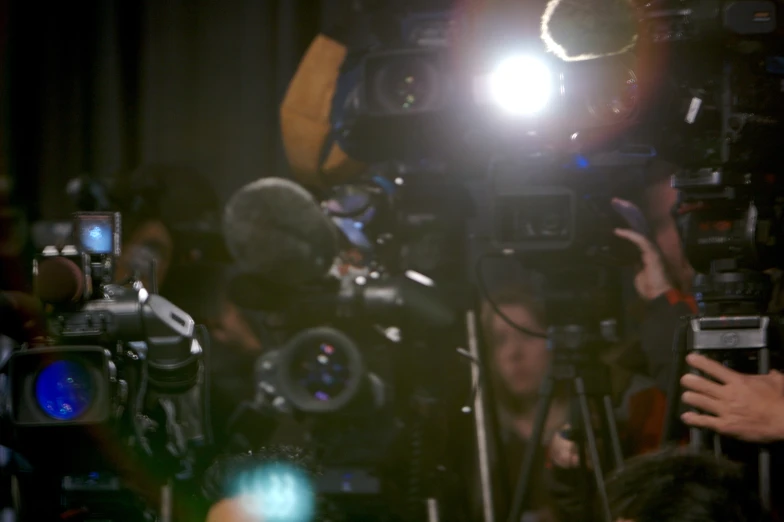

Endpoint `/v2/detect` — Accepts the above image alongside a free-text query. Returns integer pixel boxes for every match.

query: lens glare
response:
[489,55,552,116]
[35,360,94,421]
[291,343,351,402]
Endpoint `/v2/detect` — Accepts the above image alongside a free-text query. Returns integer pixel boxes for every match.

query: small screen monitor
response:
[74,213,119,255]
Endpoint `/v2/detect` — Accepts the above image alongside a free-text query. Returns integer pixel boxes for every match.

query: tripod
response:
[661,263,777,512]
[506,324,624,522]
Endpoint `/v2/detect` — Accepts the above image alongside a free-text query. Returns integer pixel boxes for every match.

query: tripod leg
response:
[688,360,705,452]
[574,377,612,522]
[758,347,771,512]
[689,427,704,452]
[601,395,624,471]
[661,319,687,446]
[506,376,555,522]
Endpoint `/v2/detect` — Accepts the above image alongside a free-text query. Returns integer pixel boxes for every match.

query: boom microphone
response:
[541,0,638,62]
[223,177,339,288]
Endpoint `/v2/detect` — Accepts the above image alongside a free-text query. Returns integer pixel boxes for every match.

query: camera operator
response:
[611,160,698,393]
[481,277,666,522]
[110,164,269,451]
[611,160,784,447]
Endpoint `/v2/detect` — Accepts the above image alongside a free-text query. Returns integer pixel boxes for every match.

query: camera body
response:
[1,212,204,482]
[672,167,784,314]
[638,1,784,313]
[241,266,458,519]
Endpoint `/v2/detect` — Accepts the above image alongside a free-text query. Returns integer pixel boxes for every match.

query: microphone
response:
[541,0,638,62]
[0,291,46,343]
[34,257,87,304]
[223,177,339,288]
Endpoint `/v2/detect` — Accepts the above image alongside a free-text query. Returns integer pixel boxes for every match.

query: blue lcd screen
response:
[35,360,94,421]
[78,216,113,254]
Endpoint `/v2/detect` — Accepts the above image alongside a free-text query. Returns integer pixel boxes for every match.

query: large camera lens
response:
[278,328,365,414]
[290,342,352,402]
[34,359,94,421]
[372,57,440,114]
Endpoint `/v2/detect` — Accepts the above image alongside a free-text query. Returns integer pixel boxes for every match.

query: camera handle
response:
[662,315,772,512]
[506,324,623,522]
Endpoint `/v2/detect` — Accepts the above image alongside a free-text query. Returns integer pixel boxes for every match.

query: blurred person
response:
[481,279,666,522]
[612,159,698,393]
[605,449,767,522]
[83,165,270,520]
[110,165,269,448]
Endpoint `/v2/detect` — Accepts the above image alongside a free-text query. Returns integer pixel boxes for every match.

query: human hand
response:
[549,425,581,469]
[681,353,784,443]
[612,198,674,301]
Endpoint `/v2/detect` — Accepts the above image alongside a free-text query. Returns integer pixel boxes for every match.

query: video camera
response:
[635,0,784,311]
[640,0,784,510]
[220,174,465,521]
[332,4,643,165]
[0,211,207,520]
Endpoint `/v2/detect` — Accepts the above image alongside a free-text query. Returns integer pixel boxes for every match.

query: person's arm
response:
[640,289,697,392]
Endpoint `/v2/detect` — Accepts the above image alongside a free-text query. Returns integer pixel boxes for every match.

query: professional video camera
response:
[331,2,643,166]
[0,211,207,521]
[315,4,664,521]
[241,268,461,522]
[639,0,784,511]
[220,173,472,522]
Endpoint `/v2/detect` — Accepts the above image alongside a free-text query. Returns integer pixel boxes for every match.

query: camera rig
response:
[645,0,784,512]
[0,211,207,521]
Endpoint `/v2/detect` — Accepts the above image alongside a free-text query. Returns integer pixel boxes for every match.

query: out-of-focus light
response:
[575,155,590,169]
[235,463,315,522]
[35,360,94,421]
[488,56,551,116]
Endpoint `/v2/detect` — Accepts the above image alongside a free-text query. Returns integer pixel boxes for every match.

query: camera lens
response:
[277,327,365,413]
[290,343,352,402]
[373,57,440,113]
[35,359,94,421]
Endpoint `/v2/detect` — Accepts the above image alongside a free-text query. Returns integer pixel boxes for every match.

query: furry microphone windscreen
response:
[541,0,638,62]
[223,177,339,287]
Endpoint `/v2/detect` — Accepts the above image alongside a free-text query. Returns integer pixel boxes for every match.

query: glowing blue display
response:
[35,360,94,421]
[234,463,315,522]
[78,218,113,254]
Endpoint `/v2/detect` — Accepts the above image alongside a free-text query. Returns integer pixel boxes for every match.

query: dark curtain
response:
[9,0,336,220]
[0,0,7,183]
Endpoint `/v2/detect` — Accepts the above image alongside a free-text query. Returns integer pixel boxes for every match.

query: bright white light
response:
[488,55,551,116]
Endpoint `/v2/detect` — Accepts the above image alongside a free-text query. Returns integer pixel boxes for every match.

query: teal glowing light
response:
[235,463,316,522]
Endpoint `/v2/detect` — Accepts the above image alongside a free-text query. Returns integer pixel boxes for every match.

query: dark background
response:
[1,0,350,221]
